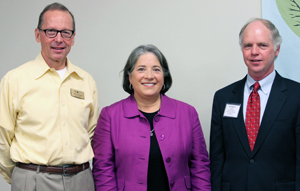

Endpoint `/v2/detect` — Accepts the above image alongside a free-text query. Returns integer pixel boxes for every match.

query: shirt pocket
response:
[276,181,294,191]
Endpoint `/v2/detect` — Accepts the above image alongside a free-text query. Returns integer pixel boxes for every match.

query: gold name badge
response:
[70,89,85,99]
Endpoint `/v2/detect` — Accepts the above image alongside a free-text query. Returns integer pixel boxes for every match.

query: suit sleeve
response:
[0,77,16,184]
[209,92,225,191]
[296,109,300,190]
[92,107,117,191]
[190,107,211,190]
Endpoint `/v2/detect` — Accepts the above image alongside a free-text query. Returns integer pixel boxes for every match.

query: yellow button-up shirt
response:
[0,54,99,184]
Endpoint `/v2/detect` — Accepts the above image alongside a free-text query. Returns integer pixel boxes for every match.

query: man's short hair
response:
[239,18,282,50]
[37,2,75,31]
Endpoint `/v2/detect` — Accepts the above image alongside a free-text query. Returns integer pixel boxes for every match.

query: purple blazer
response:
[92,94,211,191]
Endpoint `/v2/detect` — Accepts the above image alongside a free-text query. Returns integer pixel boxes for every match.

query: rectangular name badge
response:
[70,89,85,99]
[223,103,241,118]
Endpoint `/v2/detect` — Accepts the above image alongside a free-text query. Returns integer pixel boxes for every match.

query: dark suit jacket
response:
[210,72,300,191]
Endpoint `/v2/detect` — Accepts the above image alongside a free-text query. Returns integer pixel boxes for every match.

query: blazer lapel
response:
[229,77,252,156]
[252,72,287,155]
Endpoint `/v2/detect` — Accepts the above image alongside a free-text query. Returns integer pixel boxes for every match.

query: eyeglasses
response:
[39,29,74,38]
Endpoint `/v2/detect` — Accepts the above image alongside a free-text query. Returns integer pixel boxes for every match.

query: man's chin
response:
[51,54,66,61]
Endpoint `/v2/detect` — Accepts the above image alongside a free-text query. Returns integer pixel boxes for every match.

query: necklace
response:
[150,129,155,136]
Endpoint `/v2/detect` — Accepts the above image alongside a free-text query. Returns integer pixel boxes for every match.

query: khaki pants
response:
[11,166,95,191]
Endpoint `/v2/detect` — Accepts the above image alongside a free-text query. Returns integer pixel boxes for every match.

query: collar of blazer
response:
[122,94,176,119]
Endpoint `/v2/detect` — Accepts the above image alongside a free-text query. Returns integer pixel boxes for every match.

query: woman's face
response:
[129,53,164,101]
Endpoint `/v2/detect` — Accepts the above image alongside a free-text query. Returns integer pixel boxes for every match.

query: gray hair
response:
[239,18,282,51]
[37,2,75,31]
[122,44,172,95]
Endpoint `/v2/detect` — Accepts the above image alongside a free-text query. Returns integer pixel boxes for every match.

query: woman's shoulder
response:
[101,95,137,114]
[102,97,128,110]
[162,95,196,111]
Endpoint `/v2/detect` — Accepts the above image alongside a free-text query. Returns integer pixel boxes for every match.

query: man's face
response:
[35,10,75,68]
[241,21,280,81]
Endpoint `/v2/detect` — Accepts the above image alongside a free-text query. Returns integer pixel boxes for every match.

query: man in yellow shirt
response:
[0,3,99,191]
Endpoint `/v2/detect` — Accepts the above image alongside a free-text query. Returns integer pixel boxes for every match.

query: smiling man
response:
[0,3,99,191]
[210,18,300,191]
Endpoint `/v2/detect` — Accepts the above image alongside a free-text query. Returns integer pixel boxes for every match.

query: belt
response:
[16,162,89,176]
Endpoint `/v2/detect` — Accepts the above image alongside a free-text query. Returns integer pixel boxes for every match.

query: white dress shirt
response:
[243,70,276,124]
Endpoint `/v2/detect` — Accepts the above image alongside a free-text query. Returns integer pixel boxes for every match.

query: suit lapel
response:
[252,72,287,156]
[229,77,252,156]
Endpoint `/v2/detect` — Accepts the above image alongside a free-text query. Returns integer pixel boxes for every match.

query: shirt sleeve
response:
[87,77,100,141]
[0,77,16,184]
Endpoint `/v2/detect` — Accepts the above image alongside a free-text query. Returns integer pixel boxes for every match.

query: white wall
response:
[0,0,261,189]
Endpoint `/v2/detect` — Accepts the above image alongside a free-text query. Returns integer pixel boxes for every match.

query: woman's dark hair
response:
[122,44,172,94]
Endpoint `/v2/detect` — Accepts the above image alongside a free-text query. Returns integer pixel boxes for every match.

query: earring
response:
[162,84,165,90]
[129,84,133,90]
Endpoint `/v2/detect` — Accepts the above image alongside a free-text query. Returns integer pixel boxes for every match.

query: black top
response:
[140,110,169,191]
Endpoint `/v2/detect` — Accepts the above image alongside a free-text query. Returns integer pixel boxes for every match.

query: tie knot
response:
[253,82,260,92]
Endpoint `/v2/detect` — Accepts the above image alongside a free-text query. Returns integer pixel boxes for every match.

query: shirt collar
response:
[64,60,84,79]
[246,70,276,95]
[34,53,83,80]
[34,53,51,79]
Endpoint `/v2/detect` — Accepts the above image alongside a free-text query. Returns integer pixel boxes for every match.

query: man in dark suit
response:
[210,18,300,191]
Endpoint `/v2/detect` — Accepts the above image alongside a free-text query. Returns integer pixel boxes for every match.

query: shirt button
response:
[62,103,65,106]
[166,157,171,163]
[159,135,165,141]
[250,159,254,164]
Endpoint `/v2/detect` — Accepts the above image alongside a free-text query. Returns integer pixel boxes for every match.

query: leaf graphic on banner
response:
[276,0,300,37]
[289,0,300,26]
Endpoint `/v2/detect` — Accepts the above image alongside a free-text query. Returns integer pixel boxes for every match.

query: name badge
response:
[223,103,241,118]
[70,89,85,99]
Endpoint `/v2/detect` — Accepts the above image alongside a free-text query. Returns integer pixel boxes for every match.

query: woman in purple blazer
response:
[92,44,211,191]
